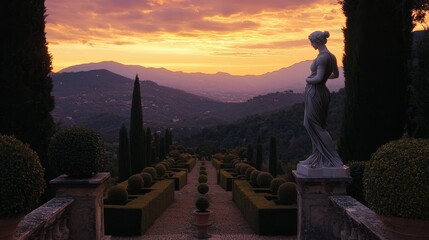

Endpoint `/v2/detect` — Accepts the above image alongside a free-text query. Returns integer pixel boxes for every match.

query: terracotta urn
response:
[193,210,212,239]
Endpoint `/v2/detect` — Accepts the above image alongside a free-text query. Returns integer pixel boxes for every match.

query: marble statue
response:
[299,31,344,168]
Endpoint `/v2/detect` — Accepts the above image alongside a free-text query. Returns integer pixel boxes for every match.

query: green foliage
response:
[198,175,208,183]
[256,143,263,170]
[250,170,261,187]
[245,167,256,180]
[0,135,45,217]
[130,75,145,174]
[155,164,167,177]
[364,138,429,220]
[49,126,107,178]
[118,125,131,182]
[142,167,157,179]
[256,172,274,188]
[195,196,210,211]
[200,170,208,175]
[107,186,128,205]
[239,163,252,175]
[269,136,277,177]
[346,161,366,204]
[270,177,286,195]
[127,174,144,193]
[197,183,209,195]
[277,182,297,205]
[339,0,413,162]
[140,172,153,187]
[247,144,254,163]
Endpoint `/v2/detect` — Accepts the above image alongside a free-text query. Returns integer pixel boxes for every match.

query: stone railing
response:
[329,195,388,240]
[15,196,74,240]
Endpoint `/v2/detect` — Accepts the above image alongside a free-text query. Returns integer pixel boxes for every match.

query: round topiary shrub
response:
[200,170,208,175]
[245,167,256,180]
[250,170,261,187]
[257,172,274,188]
[270,177,286,195]
[200,166,206,171]
[127,174,144,193]
[107,186,128,205]
[239,164,252,175]
[140,172,153,187]
[234,162,243,173]
[155,164,167,177]
[198,175,208,183]
[278,182,297,205]
[0,135,45,217]
[143,167,157,179]
[198,183,209,195]
[48,126,106,178]
[195,196,210,211]
[364,138,429,220]
[160,161,170,170]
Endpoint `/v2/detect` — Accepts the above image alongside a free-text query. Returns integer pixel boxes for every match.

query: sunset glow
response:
[46,0,346,75]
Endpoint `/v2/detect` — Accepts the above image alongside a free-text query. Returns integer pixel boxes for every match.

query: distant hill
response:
[52,69,305,141]
[59,61,345,102]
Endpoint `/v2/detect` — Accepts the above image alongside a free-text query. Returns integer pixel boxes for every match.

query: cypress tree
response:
[145,127,152,166]
[129,75,145,174]
[1,0,54,174]
[338,0,413,162]
[118,125,131,182]
[256,142,263,170]
[247,144,254,163]
[159,137,166,160]
[269,136,277,178]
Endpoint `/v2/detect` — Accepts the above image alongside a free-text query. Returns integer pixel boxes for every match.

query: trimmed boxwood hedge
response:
[219,169,237,191]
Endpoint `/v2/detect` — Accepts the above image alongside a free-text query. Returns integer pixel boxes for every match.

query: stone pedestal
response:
[293,170,351,240]
[50,172,110,240]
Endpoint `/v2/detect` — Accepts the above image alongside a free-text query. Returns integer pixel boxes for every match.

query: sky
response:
[45,0,346,75]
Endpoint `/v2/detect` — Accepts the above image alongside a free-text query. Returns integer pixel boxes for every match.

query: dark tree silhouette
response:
[129,75,145,173]
[118,125,130,182]
[269,136,277,177]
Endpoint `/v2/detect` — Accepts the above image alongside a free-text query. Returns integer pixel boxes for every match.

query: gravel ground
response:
[111,160,296,240]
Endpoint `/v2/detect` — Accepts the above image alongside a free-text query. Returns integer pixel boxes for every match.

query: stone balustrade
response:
[329,195,388,240]
[15,196,74,240]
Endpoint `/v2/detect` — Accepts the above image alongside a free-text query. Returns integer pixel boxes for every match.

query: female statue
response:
[299,31,343,168]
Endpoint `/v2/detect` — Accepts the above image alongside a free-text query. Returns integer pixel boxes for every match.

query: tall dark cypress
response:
[246,144,254,163]
[118,125,131,182]
[256,142,263,170]
[129,75,145,174]
[338,0,413,162]
[269,136,277,178]
[145,128,152,166]
[1,0,54,172]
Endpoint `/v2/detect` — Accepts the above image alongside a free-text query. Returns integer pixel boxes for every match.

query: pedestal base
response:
[296,163,350,178]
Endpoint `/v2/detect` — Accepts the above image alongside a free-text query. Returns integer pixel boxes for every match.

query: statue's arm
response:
[329,55,339,79]
[306,61,326,84]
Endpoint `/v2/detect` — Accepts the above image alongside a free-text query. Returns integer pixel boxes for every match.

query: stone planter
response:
[0,214,24,240]
[193,210,212,239]
[380,215,429,240]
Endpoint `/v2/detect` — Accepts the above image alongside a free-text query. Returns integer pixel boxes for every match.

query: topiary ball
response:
[142,167,157,179]
[200,166,206,171]
[160,161,170,171]
[48,126,106,178]
[245,167,256,180]
[277,182,297,205]
[257,172,274,188]
[198,175,208,183]
[364,138,429,220]
[200,170,208,175]
[234,163,243,174]
[140,172,153,187]
[107,186,128,205]
[0,135,45,217]
[198,183,209,195]
[127,174,144,193]
[270,177,286,195]
[250,170,261,187]
[155,164,167,177]
[195,196,210,211]
[239,164,252,175]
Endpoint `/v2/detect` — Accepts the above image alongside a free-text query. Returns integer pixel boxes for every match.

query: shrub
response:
[245,167,256,180]
[198,175,208,183]
[142,167,157,179]
[364,138,429,220]
[270,177,286,195]
[0,135,45,217]
[127,174,144,193]
[200,166,206,171]
[160,161,170,170]
[49,126,106,178]
[234,163,243,174]
[239,164,252,175]
[277,182,297,205]
[198,183,209,195]
[250,170,261,187]
[346,161,366,204]
[140,172,153,187]
[107,186,128,205]
[195,196,210,211]
[200,170,208,175]
[155,164,167,177]
[256,172,274,188]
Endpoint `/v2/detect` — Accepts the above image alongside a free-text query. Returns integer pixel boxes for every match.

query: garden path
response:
[111,160,296,240]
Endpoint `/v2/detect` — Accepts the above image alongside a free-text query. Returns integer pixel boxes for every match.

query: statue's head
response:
[308,31,330,45]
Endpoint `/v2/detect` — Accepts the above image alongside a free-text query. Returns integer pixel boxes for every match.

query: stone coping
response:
[50,172,111,188]
[293,170,352,182]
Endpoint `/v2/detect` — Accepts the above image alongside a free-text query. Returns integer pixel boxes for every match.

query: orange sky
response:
[45,0,346,75]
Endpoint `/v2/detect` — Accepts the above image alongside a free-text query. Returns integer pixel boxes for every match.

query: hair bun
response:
[324,31,330,38]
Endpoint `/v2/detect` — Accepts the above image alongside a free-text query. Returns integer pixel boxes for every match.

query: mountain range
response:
[59,60,345,102]
[52,69,306,141]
